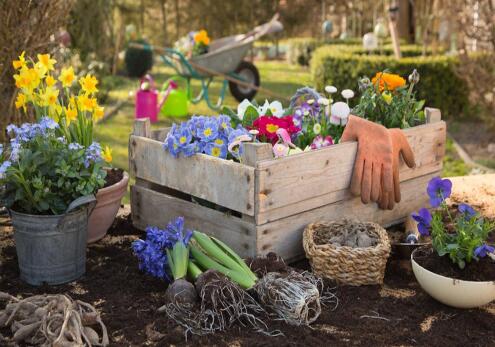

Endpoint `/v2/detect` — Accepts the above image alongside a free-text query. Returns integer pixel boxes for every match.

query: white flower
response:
[325,85,337,94]
[268,100,284,118]
[313,123,321,135]
[341,89,355,100]
[237,99,253,120]
[317,97,330,106]
[307,99,315,105]
[330,101,350,126]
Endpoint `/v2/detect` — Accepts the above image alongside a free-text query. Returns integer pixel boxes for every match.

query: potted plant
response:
[12,52,129,243]
[0,118,105,285]
[411,176,495,308]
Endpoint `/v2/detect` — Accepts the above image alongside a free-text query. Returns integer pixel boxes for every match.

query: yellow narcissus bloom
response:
[93,105,104,122]
[371,72,406,92]
[64,106,78,125]
[15,93,27,112]
[39,87,59,107]
[78,94,97,112]
[101,145,112,163]
[79,74,98,95]
[12,51,26,70]
[59,67,76,87]
[45,75,56,87]
[14,68,41,91]
[37,53,57,71]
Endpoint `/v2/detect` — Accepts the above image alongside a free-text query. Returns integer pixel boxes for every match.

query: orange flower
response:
[371,72,406,92]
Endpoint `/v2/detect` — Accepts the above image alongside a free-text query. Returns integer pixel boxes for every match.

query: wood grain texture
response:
[133,119,151,137]
[241,142,274,166]
[131,184,257,257]
[129,135,255,215]
[255,121,446,223]
[256,172,440,262]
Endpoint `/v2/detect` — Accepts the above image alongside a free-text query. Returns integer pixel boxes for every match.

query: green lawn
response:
[94,60,468,202]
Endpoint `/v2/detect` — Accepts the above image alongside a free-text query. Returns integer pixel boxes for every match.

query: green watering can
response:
[159,79,188,118]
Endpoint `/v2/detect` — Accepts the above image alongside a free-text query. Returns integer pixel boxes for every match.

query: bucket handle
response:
[140,74,156,91]
[57,194,97,230]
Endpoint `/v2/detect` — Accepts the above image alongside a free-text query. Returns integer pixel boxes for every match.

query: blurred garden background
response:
[1,0,494,186]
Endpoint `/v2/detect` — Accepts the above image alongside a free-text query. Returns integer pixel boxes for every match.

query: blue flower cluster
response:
[164,115,249,160]
[2,117,59,168]
[84,142,103,168]
[131,217,192,281]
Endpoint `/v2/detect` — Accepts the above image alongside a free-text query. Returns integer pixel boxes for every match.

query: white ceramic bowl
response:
[411,252,495,309]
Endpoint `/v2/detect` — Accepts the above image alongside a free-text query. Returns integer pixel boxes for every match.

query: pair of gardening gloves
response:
[341,115,415,210]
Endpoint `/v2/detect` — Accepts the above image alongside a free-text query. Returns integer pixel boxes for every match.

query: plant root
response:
[160,270,281,338]
[254,271,324,326]
[0,291,109,346]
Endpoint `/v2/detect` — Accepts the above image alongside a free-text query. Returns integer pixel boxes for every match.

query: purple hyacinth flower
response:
[458,203,476,219]
[411,208,432,236]
[474,244,495,258]
[427,176,452,207]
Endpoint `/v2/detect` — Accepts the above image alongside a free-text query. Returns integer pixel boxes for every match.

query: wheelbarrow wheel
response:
[229,61,260,102]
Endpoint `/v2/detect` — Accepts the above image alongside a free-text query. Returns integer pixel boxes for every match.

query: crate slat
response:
[255,121,446,223]
[256,171,440,261]
[129,135,256,215]
[131,184,257,257]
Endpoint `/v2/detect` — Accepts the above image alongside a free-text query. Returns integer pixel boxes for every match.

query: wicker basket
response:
[303,219,391,286]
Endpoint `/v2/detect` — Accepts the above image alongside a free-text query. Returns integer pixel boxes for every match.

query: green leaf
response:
[242,105,260,127]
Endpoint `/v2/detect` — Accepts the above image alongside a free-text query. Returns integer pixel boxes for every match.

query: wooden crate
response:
[129,108,446,262]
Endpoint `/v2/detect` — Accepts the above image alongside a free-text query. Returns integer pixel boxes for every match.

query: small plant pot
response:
[411,247,495,308]
[87,170,129,243]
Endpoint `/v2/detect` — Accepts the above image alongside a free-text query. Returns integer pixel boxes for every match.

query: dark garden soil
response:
[103,168,124,188]
[1,210,495,346]
[414,247,495,282]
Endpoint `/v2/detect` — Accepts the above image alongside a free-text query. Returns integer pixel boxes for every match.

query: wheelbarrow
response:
[130,14,284,111]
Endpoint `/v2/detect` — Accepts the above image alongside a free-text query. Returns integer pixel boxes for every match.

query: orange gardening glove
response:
[341,115,394,204]
[378,128,416,210]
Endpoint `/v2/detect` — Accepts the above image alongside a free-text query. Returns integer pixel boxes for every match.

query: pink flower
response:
[310,135,334,150]
[273,143,289,158]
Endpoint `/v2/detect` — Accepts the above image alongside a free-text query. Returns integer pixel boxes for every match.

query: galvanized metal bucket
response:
[10,195,96,286]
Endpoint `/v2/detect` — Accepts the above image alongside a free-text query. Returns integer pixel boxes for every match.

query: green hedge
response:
[310,45,469,118]
[286,38,361,66]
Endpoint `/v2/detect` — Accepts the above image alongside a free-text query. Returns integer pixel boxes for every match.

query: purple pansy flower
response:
[427,177,452,207]
[458,203,476,219]
[474,244,495,258]
[411,208,432,236]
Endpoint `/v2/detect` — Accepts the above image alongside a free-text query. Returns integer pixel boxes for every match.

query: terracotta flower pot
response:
[411,248,495,308]
[87,171,129,243]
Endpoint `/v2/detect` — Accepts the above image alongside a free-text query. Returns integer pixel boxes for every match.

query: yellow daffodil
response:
[15,93,27,112]
[64,106,78,125]
[13,68,41,91]
[93,105,104,122]
[33,62,48,80]
[79,74,98,95]
[12,51,26,70]
[78,94,97,112]
[59,67,76,87]
[101,145,112,163]
[45,75,56,87]
[37,53,56,71]
[39,87,59,107]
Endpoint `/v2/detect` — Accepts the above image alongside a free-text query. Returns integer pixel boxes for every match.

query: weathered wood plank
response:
[151,128,170,142]
[133,119,151,137]
[131,184,257,257]
[255,121,446,222]
[129,135,255,215]
[425,107,442,123]
[241,142,274,166]
[256,172,440,262]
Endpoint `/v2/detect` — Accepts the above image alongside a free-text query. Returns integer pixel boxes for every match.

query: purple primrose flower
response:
[427,177,452,207]
[458,203,476,219]
[411,208,432,236]
[474,244,495,258]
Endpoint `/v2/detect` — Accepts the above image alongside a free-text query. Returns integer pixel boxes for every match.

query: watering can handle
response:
[57,194,97,230]
[157,80,178,111]
[140,74,156,90]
